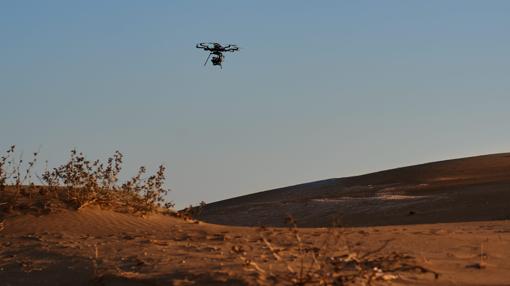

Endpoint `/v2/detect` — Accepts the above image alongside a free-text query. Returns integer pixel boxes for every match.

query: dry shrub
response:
[119,165,171,214]
[234,216,439,285]
[0,145,16,192]
[0,146,39,211]
[0,146,174,215]
[176,201,206,222]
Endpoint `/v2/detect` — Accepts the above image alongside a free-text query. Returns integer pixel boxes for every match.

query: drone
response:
[196,42,239,68]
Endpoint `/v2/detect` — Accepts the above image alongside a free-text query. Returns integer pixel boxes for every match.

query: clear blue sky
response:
[2,1,510,208]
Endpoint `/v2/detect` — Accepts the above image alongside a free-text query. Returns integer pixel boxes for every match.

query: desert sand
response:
[199,153,510,227]
[1,153,510,285]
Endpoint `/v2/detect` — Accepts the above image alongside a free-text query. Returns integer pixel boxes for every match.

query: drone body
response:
[196,42,239,68]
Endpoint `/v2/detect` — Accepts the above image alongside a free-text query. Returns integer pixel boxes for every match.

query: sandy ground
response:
[1,153,510,285]
[199,153,510,227]
[1,208,509,285]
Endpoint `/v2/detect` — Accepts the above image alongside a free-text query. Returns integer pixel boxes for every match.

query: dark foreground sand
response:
[1,209,509,285]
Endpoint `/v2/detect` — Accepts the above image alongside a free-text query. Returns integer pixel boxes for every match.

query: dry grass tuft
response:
[234,216,439,285]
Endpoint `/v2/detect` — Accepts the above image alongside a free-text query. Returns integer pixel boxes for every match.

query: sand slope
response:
[1,153,510,285]
[1,209,509,285]
[199,153,510,227]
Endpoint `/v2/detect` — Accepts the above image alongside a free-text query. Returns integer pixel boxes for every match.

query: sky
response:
[1,1,510,208]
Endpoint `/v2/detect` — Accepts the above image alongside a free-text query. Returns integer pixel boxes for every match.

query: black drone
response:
[196,42,239,68]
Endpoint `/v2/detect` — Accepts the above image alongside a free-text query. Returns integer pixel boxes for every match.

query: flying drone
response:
[196,42,239,68]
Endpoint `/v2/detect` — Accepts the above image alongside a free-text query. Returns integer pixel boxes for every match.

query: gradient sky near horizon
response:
[2,1,510,208]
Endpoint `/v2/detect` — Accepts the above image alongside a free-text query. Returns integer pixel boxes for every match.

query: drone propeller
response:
[196,43,211,50]
[196,42,239,52]
[223,44,239,52]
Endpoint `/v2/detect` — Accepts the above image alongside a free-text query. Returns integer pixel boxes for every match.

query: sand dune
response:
[1,208,510,285]
[1,153,510,285]
[199,153,510,227]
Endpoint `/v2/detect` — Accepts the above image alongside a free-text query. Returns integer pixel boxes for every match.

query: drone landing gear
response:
[204,53,212,66]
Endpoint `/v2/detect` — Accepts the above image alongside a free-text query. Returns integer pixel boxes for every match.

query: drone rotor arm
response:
[196,43,213,51]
